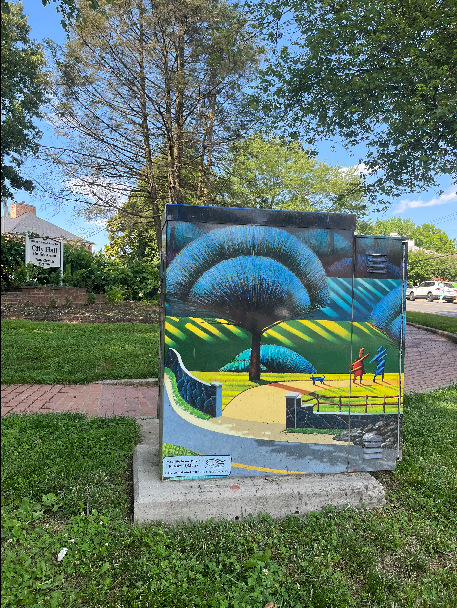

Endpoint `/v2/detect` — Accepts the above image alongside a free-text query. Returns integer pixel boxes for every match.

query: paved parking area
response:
[1,325,456,417]
[406,299,457,317]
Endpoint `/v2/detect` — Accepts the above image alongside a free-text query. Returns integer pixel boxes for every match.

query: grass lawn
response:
[406,311,457,335]
[0,320,160,384]
[2,385,456,607]
[1,316,454,386]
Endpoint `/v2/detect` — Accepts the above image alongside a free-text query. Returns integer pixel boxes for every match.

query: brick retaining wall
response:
[1,287,105,306]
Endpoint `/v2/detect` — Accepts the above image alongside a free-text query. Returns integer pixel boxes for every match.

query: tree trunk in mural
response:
[249,330,262,382]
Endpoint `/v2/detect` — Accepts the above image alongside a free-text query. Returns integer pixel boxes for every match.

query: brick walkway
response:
[1,326,456,418]
[403,325,457,393]
[0,383,158,418]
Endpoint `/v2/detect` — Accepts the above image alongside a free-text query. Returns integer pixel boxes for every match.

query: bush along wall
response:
[1,235,159,301]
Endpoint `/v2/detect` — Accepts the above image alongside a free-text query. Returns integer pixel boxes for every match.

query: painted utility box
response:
[159,205,407,480]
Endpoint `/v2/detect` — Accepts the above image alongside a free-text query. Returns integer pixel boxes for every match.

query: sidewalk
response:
[1,325,456,418]
[1,383,158,418]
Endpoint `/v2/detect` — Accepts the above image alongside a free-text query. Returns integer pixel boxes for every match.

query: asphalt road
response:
[406,299,457,318]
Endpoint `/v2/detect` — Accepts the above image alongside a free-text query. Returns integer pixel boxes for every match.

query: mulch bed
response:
[1,301,160,324]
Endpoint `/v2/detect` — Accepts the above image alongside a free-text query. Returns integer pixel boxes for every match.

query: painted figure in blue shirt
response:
[370,346,387,383]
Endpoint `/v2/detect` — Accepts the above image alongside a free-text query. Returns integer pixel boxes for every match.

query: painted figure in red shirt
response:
[350,347,370,384]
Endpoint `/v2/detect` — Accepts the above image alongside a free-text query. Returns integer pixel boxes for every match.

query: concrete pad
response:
[133,420,386,524]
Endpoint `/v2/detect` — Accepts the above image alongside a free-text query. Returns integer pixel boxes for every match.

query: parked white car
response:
[408,281,457,303]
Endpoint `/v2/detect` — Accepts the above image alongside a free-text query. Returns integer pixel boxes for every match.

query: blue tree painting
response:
[368,285,404,343]
[166,225,330,381]
[220,345,316,373]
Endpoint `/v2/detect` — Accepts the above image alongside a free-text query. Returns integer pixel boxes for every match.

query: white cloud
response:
[339,162,376,176]
[353,163,375,176]
[394,186,457,214]
[87,218,108,227]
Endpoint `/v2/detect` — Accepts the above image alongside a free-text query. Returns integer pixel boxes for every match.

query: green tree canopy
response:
[407,251,457,284]
[250,0,457,201]
[365,218,456,254]
[1,0,48,199]
[104,181,159,265]
[41,0,101,24]
[217,134,367,217]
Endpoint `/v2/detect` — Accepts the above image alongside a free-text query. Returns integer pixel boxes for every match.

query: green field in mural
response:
[165,317,401,375]
[190,371,402,413]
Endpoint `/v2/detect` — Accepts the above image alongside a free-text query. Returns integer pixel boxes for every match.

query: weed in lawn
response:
[85,292,96,305]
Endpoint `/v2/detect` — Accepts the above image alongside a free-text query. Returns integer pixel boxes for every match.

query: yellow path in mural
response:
[164,375,351,445]
[223,376,401,424]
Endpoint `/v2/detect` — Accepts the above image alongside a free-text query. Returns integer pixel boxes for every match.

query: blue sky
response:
[12,0,457,251]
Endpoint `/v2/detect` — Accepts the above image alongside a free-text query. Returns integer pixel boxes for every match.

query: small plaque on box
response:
[163,455,231,479]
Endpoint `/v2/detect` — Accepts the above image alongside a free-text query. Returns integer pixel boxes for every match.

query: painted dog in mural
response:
[310,374,326,385]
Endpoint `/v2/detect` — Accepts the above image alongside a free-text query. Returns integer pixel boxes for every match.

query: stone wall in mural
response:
[159,205,407,480]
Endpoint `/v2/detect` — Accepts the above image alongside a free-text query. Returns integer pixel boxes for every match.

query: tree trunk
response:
[138,3,161,249]
[172,20,185,206]
[249,329,262,382]
[202,88,216,205]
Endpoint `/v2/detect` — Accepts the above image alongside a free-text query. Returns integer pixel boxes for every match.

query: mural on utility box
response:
[160,206,406,480]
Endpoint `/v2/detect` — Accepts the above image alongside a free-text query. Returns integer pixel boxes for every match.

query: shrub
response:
[1,237,159,300]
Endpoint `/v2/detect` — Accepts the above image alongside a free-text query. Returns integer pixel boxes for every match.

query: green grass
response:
[0,319,160,384]
[406,311,457,335]
[2,385,456,607]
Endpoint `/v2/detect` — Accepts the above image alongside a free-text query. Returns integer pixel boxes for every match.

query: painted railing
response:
[164,348,222,418]
[301,394,400,413]
[285,392,400,430]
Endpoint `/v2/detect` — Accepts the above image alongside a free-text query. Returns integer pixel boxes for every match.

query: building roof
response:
[1,214,93,246]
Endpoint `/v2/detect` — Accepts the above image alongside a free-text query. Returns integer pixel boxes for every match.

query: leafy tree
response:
[250,0,457,200]
[407,251,457,284]
[46,0,260,250]
[1,0,48,199]
[365,218,417,239]
[217,134,368,216]
[104,182,159,264]
[41,0,101,25]
[367,218,456,253]
[1,235,158,298]
[166,225,329,381]
[1,234,25,290]
[413,224,457,254]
